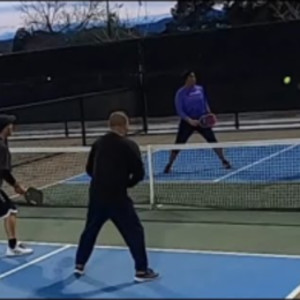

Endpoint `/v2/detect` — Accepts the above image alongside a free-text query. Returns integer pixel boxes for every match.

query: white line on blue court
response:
[2,240,300,260]
[0,244,71,280]
[286,284,300,299]
[213,144,299,183]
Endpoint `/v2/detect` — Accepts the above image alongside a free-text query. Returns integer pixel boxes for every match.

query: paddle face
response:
[199,114,217,128]
[25,187,43,205]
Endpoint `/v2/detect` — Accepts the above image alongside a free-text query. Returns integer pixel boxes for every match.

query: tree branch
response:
[18,1,106,33]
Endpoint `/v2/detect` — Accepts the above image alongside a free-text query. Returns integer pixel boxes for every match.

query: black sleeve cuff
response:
[2,170,16,186]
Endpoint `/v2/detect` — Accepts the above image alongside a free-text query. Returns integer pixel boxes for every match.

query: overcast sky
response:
[0,1,175,40]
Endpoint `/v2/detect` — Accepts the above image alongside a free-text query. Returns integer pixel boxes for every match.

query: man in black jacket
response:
[75,111,158,282]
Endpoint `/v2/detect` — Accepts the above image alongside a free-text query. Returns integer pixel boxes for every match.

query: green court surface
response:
[2,210,300,257]
[11,181,300,210]
[12,181,300,210]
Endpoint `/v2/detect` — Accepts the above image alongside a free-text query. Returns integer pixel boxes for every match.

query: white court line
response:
[0,244,71,280]
[1,240,300,260]
[62,153,148,185]
[10,172,86,200]
[286,285,300,299]
[38,172,86,190]
[66,179,214,184]
[213,144,299,183]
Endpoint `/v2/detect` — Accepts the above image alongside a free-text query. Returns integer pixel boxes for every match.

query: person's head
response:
[182,70,197,87]
[108,111,129,136]
[0,114,16,139]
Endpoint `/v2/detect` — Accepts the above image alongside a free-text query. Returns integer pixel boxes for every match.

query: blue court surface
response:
[1,241,300,298]
[67,144,300,184]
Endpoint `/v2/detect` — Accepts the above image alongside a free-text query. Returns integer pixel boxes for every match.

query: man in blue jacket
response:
[164,71,231,173]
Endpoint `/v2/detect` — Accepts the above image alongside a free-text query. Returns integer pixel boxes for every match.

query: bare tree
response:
[79,11,142,44]
[18,1,109,33]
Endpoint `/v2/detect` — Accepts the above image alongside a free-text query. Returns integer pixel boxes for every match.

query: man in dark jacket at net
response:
[75,111,159,282]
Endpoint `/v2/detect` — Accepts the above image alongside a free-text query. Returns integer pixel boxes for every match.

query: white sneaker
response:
[6,243,34,257]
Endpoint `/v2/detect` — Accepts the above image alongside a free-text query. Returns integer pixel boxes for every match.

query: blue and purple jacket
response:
[175,85,210,120]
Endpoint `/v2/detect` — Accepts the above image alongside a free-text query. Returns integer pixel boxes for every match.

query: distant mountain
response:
[0,30,15,41]
[132,17,172,34]
[122,13,171,26]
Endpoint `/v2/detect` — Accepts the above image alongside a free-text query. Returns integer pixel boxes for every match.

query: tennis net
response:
[7,138,300,210]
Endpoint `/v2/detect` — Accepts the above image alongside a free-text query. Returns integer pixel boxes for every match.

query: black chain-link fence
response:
[1,20,300,143]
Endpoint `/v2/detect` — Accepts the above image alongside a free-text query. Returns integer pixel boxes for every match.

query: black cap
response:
[0,114,16,132]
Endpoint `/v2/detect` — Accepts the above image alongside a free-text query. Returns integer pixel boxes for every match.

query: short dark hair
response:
[182,70,194,82]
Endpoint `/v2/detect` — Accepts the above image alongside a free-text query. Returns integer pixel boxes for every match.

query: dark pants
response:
[165,119,228,172]
[175,119,217,144]
[0,189,18,219]
[75,192,148,271]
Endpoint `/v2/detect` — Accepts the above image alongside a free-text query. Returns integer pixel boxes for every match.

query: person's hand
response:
[14,183,27,195]
[187,118,199,127]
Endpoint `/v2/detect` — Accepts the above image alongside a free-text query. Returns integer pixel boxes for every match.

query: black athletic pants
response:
[175,119,217,144]
[75,191,148,271]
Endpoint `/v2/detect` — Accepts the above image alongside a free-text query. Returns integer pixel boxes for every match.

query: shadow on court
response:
[34,275,135,299]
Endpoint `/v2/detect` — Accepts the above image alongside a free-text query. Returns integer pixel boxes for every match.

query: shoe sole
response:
[134,275,160,283]
[6,251,34,257]
[74,270,84,278]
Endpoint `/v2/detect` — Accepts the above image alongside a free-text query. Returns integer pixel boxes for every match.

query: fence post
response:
[138,40,148,134]
[234,112,240,130]
[64,121,69,137]
[79,98,87,146]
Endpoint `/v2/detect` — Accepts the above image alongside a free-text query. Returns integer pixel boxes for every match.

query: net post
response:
[146,145,155,209]
[64,121,69,137]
